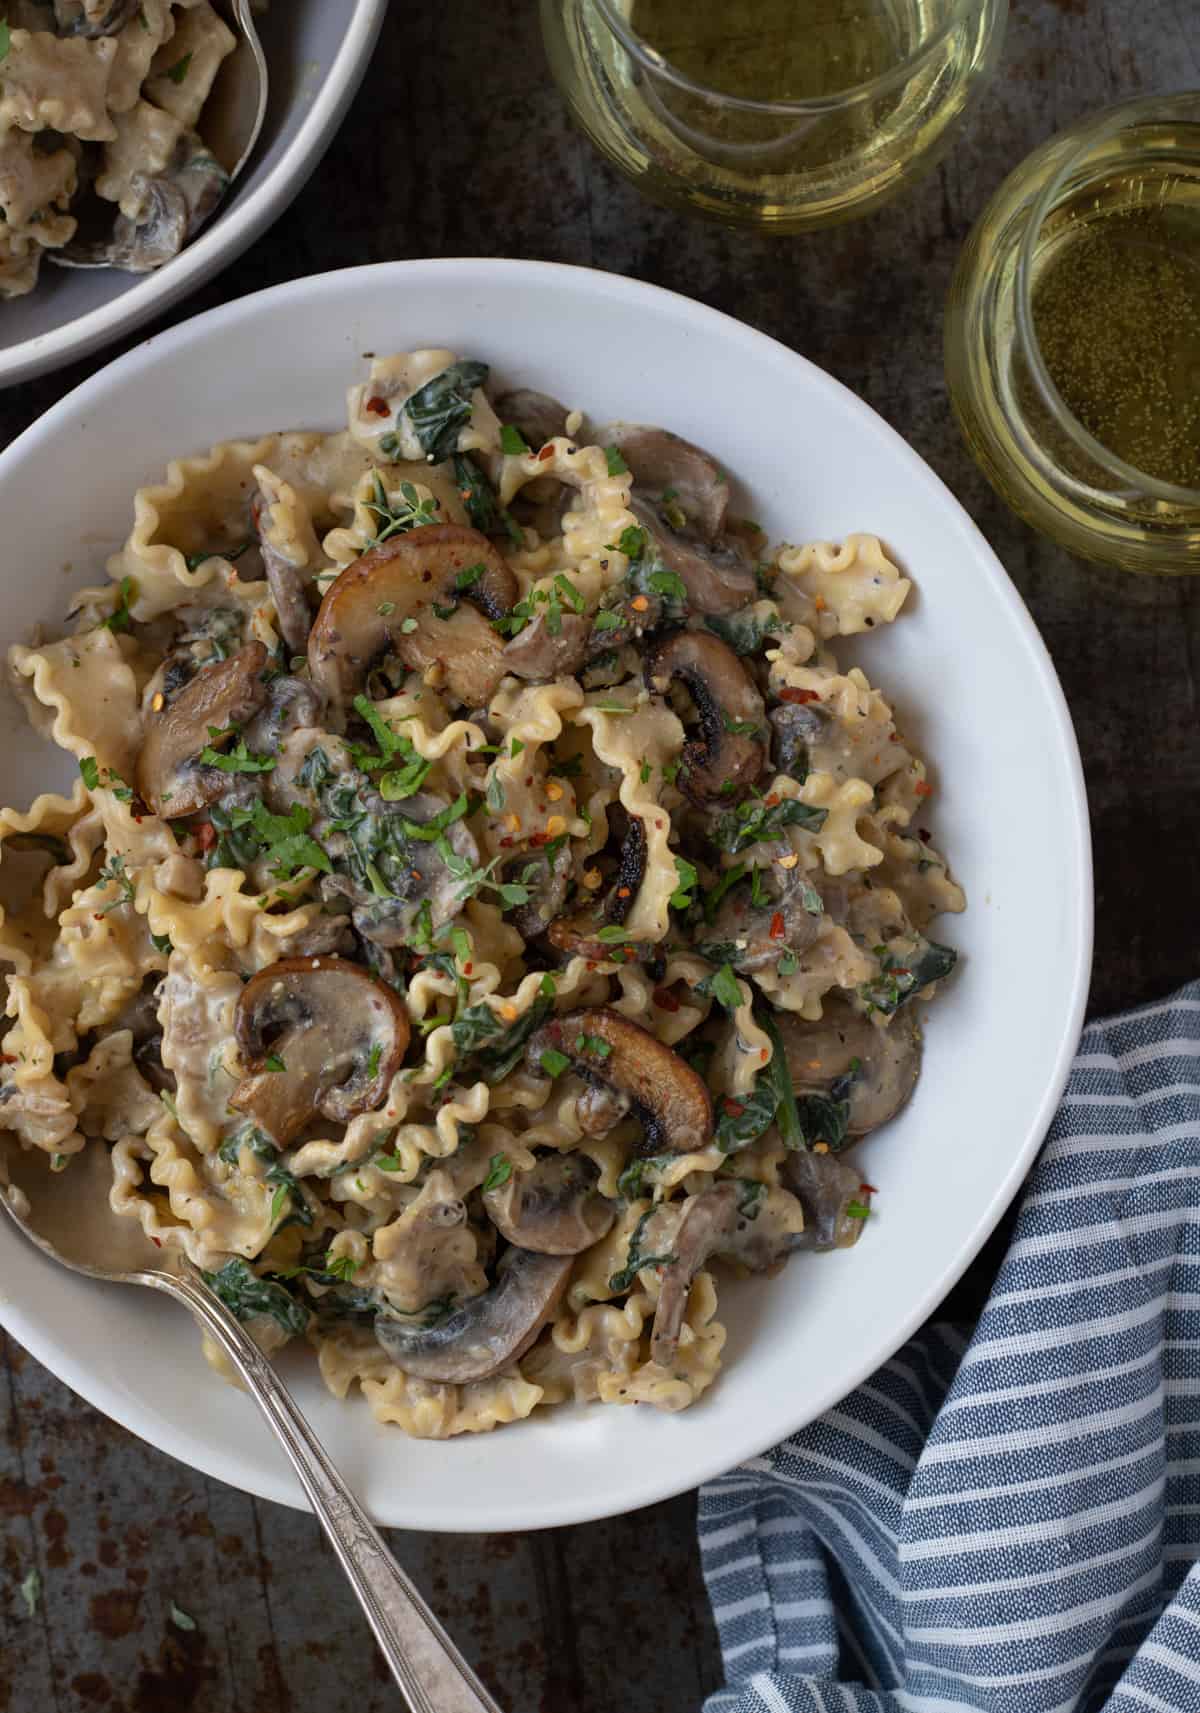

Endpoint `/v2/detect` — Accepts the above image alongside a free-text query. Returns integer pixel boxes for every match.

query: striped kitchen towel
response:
[699,979,1200,1713]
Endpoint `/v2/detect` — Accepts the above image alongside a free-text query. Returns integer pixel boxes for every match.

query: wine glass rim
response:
[590,0,984,116]
[1014,91,1200,508]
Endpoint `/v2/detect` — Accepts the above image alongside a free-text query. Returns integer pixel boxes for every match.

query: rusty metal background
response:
[3,2,1199,1707]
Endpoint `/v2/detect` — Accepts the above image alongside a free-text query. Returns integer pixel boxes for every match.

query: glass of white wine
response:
[946,92,1200,573]
[540,0,1007,231]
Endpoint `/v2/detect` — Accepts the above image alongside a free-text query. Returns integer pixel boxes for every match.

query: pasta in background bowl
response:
[0,0,387,385]
[0,260,1090,1528]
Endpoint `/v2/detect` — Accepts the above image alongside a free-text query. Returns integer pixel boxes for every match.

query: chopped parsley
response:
[539,1047,571,1078]
[198,731,275,774]
[103,575,136,633]
[669,855,698,910]
[165,50,192,83]
[500,424,529,455]
[604,445,629,476]
[701,963,743,1012]
[712,796,827,856]
[482,1154,512,1192]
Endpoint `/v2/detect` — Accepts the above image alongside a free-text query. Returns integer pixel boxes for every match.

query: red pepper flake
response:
[529,831,550,847]
[652,987,680,1012]
[779,687,819,705]
[0,1053,15,1065]
[769,911,785,939]
[196,821,216,852]
[150,1235,162,1248]
[463,962,473,975]
[860,1182,877,1194]
[538,443,555,462]
[93,912,104,921]
[915,780,934,798]
[364,395,389,416]
[763,793,780,808]
[525,775,534,787]
[722,1099,745,1118]
[617,886,631,899]
[499,836,514,848]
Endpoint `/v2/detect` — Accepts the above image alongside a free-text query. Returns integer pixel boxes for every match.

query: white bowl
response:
[0,260,1092,1530]
[0,0,388,388]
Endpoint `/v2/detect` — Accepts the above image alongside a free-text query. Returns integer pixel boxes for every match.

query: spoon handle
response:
[168,1268,504,1713]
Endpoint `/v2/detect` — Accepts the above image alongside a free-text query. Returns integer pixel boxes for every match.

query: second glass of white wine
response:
[541,0,1007,232]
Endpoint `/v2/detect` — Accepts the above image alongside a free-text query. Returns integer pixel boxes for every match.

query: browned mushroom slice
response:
[546,815,648,960]
[781,1148,871,1251]
[229,956,410,1147]
[605,424,760,614]
[374,1248,572,1383]
[252,493,316,657]
[506,839,573,942]
[606,427,730,538]
[705,865,824,973]
[502,610,592,681]
[493,390,570,449]
[644,631,765,805]
[307,525,517,711]
[137,641,269,818]
[527,1007,713,1156]
[774,999,921,1137]
[650,1182,807,1364]
[484,1154,615,1255]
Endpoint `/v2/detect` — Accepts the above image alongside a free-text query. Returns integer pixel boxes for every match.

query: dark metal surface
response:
[3,2,1198,1707]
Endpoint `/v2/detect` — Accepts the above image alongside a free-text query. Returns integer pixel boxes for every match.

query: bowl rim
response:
[0,258,1094,1526]
[0,0,390,390]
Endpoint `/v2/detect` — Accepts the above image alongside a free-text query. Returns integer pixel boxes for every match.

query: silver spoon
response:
[0,1138,503,1713]
[50,0,269,271]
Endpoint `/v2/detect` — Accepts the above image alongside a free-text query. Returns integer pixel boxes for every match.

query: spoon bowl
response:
[50,0,270,272]
[0,1138,502,1713]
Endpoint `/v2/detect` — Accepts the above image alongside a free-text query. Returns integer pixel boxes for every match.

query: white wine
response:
[540,0,1006,231]
[630,0,898,103]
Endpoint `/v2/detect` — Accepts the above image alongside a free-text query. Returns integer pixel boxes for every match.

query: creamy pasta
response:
[0,352,964,1437]
[0,0,237,298]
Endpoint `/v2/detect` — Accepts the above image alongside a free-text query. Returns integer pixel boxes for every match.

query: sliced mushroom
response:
[308,525,517,713]
[252,494,317,657]
[576,1083,631,1137]
[649,1182,807,1365]
[644,630,764,805]
[774,999,922,1137]
[243,675,324,753]
[493,389,570,449]
[770,700,829,783]
[506,840,573,942]
[374,1247,572,1383]
[229,956,410,1147]
[527,1007,712,1156]
[106,134,228,272]
[484,1153,615,1255]
[137,642,269,818]
[547,815,648,960]
[781,1148,870,1251]
[605,424,760,615]
[705,864,823,973]
[502,610,592,681]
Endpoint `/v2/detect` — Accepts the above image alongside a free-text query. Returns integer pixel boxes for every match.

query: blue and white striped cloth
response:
[699,980,1200,1713]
